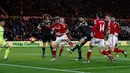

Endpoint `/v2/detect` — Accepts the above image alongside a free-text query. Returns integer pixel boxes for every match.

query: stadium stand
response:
[0,0,130,40]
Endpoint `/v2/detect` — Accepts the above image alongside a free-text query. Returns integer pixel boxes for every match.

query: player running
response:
[83,12,113,63]
[46,17,73,60]
[105,15,127,58]
[58,17,74,56]
[37,14,55,58]
[67,17,92,60]
[0,20,11,60]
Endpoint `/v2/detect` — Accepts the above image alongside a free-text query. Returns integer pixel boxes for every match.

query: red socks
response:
[101,50,109,56]
[59,47,64,55]
[87,51,91,61]
[53,50,56,59]
[106,49,112,54]
[68,41,74,48]
[114,48,124,53]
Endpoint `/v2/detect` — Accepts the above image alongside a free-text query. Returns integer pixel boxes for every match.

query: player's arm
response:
[37,24,42,30]
[46,23,55,28]
[37,21,46,30]
[92,20,98,34]
[116,22,120,33]
[115,22,120,36]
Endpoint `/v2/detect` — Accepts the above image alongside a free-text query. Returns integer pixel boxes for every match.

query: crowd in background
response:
[1,0,130,18]
[3,17,130,41]
[1,0,130,41]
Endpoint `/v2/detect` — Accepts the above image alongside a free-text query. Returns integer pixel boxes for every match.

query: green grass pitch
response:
[0,46,130,73]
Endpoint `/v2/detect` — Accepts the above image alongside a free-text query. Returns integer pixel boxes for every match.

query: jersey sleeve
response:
[92,20,98,33]
[116,22,120,34]
[46,23,55,28]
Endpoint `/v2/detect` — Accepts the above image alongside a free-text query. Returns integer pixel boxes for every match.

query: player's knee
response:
[4,43,10,49]
[89,43,94,48]
[52,48,57,51]
[42,42,46,47]
[88,49,92,52]
[111,47,115,52]
[79,38,85,44]
[105,45,109,50]
[61,44,64,48]
[98,45,103,49]
[78,48,81,51]
[0,44,2,48]
[52,42,58,48]
[48,42,52,46]
[88,45,93,51]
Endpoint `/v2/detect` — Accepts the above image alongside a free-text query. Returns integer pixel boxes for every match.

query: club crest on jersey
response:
[55,25,60,29]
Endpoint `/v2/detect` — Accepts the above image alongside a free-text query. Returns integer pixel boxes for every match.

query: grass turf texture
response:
[0,46,130,73]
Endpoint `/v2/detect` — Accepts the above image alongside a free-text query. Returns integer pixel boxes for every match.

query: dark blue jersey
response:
[39,20,52,35]
[77,21,92,37]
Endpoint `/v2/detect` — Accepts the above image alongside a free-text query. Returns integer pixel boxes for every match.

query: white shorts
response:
[60,41,67,45]
[55,34,69,44]
[106,34,118,47]
[0,39,7,47]
[90,38,104,48]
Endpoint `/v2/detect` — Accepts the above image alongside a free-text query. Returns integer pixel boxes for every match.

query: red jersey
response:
[113,22,120,34]
[47,23,68,36]
[107,21,115,35]
[92,19,106,39]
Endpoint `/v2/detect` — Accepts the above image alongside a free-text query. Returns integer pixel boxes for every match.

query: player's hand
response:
[37,26,42,30]
[90,33,94,37]
[114,33,118,37]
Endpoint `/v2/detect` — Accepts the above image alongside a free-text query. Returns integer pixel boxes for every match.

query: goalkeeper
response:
[0,20,11,60]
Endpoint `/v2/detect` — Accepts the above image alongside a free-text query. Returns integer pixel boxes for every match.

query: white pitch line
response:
[0,63,90,73]
[71,65,130,70]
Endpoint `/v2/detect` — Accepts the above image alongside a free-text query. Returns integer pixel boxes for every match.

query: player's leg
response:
[42,42,46,58]
[104,45,112,56]
[3,43,11,60]
[67,37,86,53]
[0,44,3,51]
[59,42,64,56]
[112,35,127,57]
[104,35,115,59]
[50,34,56,57]
[51,35,65,60]
[51,41,59,60]
[113,46,127,58]
[41,35,50,58]
[76,37,88,60]
[68,41,74,48]
[66,37,86,61]
[83,38,95,63]
[98,39,113,61]
[115,43,119,57]
[49,42,54,57]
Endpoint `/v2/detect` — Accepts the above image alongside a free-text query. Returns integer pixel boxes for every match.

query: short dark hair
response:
[43,14,52,20]
[96,11,103,18]
[53,16,60,20]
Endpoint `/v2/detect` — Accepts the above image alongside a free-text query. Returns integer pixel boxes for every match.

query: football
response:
[30,37,36,43]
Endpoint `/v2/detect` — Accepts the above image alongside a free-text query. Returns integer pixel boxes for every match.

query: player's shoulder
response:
[0,26,4,31]
[94,19,98,22]
[0,26,3,29]
[115,22,119,25]
[99,19,105,22]
[94,19,105,23]
[94,19,98,24]
[61,23,68,26]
